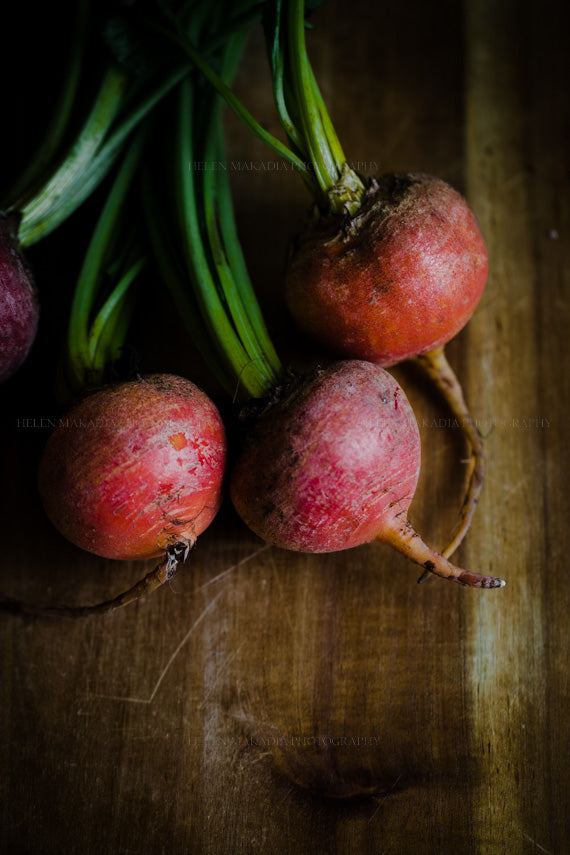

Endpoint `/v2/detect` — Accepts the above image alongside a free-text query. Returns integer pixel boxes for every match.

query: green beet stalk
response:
[64,129,148,397]
[146,11,287,402]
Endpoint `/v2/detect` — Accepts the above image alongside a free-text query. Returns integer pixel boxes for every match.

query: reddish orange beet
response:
[286,173,487,366]
[38,374,227,561]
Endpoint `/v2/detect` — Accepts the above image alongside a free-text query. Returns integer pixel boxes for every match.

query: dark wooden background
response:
[1,0,568,852]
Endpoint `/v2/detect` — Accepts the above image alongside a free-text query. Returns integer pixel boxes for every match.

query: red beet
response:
[0,215,39,382]
[230,361,503,588]
[38,374,227,561]
[285,173,487,366]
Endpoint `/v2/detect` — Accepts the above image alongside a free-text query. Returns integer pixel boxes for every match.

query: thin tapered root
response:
[0,540,193,619]
[413,345,485,559]
[380,521,505,589]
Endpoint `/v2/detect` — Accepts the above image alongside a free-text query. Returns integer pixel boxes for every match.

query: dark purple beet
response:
[0,215,39,382]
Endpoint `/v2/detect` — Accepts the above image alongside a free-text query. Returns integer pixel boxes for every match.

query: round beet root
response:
[38,374,227,561]
[286,173,488,366]
[232,361,420,552]
[230,361,503,588]
[0,216,39,382]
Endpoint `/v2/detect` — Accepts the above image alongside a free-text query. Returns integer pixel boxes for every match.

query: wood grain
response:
[1,1,568,852]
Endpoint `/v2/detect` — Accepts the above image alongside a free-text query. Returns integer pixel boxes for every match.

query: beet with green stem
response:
[285,172,488,368]
[164,0,489,560]
[0,133,228,620]
[145,17,504,591]
[38,129,227,559]
[274,0,489,559]
[284,168,489,560]
[0,1,278,620]
[208,0,489,560]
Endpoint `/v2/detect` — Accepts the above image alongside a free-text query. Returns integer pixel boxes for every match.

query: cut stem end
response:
[325,163,367,216]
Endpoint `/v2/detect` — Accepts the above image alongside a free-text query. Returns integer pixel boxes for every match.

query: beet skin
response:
[230,360,505,588]
[286,173,488,365]
[0,216,39,382]
[230,360,420,552]
[38,374,227,560]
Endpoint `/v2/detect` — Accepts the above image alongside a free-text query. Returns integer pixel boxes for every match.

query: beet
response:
[285,173,488,366]
[0,374,227,618]
[38,374,227,561]
[0,215,39,382]
[230,361,503,588]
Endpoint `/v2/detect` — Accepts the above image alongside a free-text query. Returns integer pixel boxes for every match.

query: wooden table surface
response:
[1,0,568,852]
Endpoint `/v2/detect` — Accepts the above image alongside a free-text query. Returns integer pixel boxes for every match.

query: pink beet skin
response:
[0,216,39,382]
[230,361,420,553]
[38,374,227,561]
[286,173,488,365]
[230,360,505,588]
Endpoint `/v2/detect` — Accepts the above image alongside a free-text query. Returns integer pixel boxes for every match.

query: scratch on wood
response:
[199,543,273,590]
[86,591,224,704]
[498,171,527,194]
[520,831,552,854]
[198,644,245,711]
[500,474,531,498]
[248,751,273,766]
[83,544,271,706]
